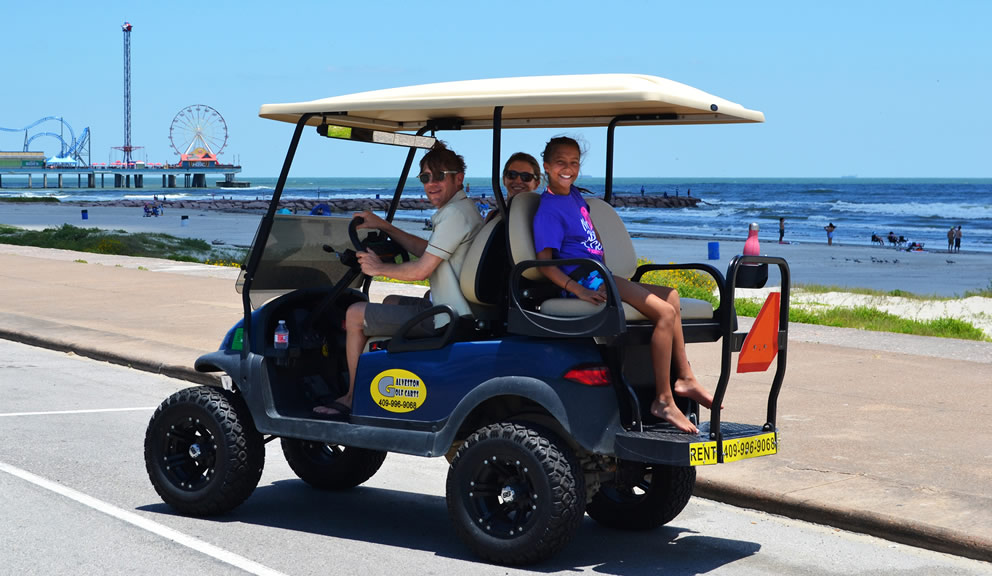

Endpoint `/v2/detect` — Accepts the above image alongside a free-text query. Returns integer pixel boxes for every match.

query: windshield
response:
[237,214,366,308]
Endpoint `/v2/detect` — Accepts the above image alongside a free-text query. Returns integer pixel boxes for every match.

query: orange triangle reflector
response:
[737,292,780,373]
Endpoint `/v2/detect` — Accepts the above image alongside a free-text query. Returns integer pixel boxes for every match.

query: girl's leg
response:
[642,285,716,409]
[615,278,697,433]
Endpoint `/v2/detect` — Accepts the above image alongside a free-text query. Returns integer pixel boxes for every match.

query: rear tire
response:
[144,386,264,516]
[281,438,386,490]
[445,422,585,565]
[586,462,695,530]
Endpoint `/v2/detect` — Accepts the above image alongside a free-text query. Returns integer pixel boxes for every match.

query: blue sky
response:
[2,1,990,178]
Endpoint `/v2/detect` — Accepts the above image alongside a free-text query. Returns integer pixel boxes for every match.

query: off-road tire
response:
[586,462,695,530]
[144,386,264,516]
[281,439,386,490]
[445,422,585,565]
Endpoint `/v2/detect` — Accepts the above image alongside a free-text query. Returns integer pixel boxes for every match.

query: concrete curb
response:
[694,478,992,564]
[2,327,988,564]
[0,328,219,387]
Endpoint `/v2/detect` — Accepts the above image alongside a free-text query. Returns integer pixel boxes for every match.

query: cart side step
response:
[615,421,777,466]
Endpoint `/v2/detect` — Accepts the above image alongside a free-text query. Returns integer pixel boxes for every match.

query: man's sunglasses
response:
[417,170,458,184]
[505,170,538,183]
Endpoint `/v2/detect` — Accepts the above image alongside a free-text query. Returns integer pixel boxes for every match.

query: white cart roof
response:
[259,74,763,131]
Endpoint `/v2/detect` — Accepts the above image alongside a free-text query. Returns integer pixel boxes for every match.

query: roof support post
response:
[490,106,506,217]
[606,114,678,204]
[605,117,619,204]
[241,112,312,354]
[386,125,432,223]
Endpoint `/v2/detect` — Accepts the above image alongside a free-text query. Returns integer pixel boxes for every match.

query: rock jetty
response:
[67,194,700,214]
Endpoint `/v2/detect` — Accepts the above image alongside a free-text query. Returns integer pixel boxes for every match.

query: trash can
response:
[181,215,189,227]
[81,209,88,220]
[707,241,719,260]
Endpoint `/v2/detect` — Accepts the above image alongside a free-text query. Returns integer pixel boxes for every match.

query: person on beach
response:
[487,152,542,223]
[314,142,482,417]
[779,217,786,244]
[947,226,955,252]
[954,225,962,253]
[531,136,714,433]
[824,222,837,246]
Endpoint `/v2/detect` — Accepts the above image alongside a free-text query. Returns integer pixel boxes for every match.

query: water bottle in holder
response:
[274,320,289,350]
[739,222,768,288]
[743,222,761,257]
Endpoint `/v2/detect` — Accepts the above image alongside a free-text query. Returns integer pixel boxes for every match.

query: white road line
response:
[0,461,289,576]
[0,407,157,418]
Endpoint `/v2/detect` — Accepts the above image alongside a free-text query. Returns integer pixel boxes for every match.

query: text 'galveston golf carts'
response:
[143,74,790,565]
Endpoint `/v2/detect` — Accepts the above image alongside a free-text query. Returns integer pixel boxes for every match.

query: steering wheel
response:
[348,216,410,264]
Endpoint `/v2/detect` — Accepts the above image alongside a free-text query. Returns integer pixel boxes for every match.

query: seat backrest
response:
[507,192,545,280]
[459,214,507,309]
[508,192,637,279]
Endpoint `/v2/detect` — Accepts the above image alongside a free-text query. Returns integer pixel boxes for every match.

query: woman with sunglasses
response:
[504,152,542,198]
[314,142,483,417]
[532,136,714,433]
[484,153,542,223]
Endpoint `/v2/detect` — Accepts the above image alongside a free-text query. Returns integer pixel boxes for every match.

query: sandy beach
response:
[3,201,992,337]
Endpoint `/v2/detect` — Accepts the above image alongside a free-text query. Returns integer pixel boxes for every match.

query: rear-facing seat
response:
[507,192,715,322]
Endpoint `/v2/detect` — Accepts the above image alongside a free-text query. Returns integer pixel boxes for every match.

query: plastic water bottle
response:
[744,223,761,257]
[578,270,604,291]
[274,320,289,350]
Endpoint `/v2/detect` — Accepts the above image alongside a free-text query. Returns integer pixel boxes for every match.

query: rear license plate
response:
[689,432,777,466]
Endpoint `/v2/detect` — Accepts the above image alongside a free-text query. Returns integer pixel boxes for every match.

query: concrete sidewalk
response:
[1,245,990,563]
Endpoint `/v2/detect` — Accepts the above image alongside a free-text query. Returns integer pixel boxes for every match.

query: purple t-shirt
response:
[533,186,604,275]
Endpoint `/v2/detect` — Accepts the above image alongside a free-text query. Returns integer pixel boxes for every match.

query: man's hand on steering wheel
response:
[348,213,410,265]
[352,210,386,233]
[355,248,386,277]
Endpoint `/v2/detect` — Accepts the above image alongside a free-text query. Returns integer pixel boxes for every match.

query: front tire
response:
[586,462,695,530]
[445,423,585,565]
[144,386,264,516]
[281,438,386,490]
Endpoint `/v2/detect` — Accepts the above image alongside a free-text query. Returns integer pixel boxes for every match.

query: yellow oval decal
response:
[370,369,427,413]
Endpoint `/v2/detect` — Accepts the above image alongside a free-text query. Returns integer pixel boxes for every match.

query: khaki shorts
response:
[363,296,435,337]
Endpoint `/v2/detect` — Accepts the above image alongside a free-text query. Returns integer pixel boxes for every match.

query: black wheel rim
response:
[600,465,652,503]
[302,442,343,463]
[465,450,541,539]
[159,414,217,491]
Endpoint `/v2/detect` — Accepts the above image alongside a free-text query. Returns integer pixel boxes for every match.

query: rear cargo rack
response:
[616,255,790,465]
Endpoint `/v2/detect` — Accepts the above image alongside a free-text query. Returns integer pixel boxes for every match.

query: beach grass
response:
[796,281,992,300]
[633,259,990,342]
[0,196,61,203]
[796,282,948,300]
[964,281,992,298]
[0,223,245,264]
[733,297,990,342]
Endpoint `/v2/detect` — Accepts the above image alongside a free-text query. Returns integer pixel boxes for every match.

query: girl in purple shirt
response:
[532,137,714,434]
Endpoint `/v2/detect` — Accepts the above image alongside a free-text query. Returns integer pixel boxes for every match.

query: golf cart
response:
[144,74,790,565]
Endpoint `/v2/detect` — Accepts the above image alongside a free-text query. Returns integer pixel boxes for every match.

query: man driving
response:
[314,142,482,417]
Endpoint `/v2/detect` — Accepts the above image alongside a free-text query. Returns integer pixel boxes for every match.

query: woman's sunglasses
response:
[417,170,458,184]
[505,170,538,183]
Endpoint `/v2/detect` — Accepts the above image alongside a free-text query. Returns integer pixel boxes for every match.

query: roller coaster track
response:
[0,116,89,164]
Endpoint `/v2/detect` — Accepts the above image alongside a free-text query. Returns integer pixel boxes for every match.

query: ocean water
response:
[3,176,990,252]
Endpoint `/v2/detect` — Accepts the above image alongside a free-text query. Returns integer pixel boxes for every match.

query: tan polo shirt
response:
[424,189,483,324]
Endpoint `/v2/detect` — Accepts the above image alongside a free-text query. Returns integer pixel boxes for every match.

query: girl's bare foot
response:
[674,376,717,409]
[651,400,698,434]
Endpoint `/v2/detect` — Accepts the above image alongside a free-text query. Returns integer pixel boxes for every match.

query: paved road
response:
[2,340,990,575]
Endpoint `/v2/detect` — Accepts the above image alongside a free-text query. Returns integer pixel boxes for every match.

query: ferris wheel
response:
[169,104,228,157]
